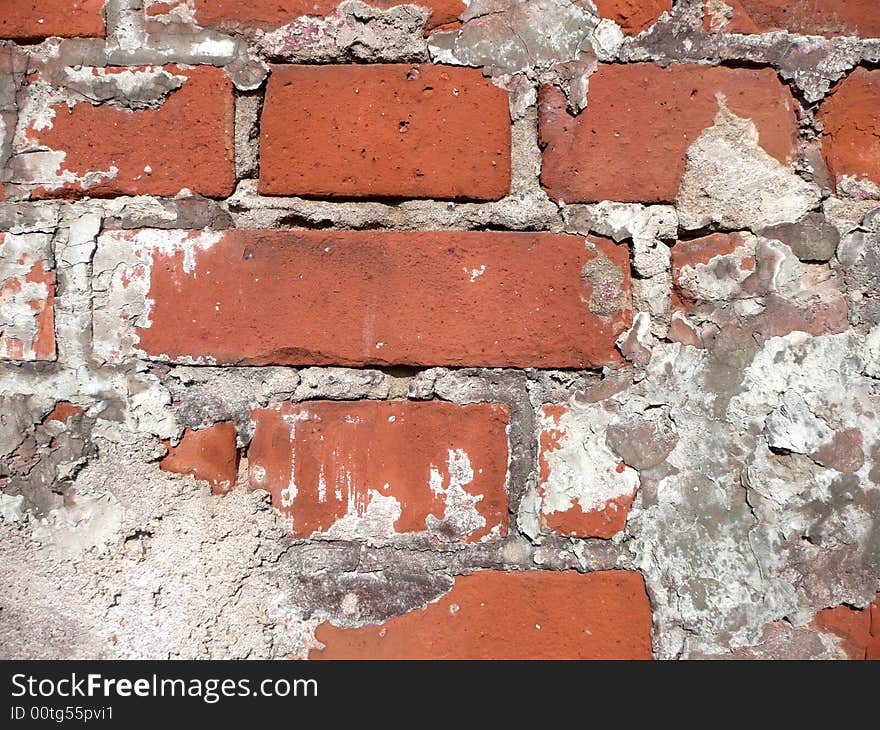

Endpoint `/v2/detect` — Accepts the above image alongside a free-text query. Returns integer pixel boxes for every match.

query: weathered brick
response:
[536,404,639,539]
[93,229,631,368]
[147,0,464,31]
[16,66,235,200]
[703,0,880,38]
[594,0,671,35]
[0,0,106,40]
[312,570,653,659]
[248,400,509,542]
[260,64,511,200]
[539,64,798,203]
[0,231,54,361]
[161,422,240,493]
[818,68,880,193]
[42,402,85,425]
[813,594,880,660]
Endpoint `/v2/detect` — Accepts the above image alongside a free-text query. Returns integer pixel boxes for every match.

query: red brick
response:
[312,570,653,659]
[539,64,798,203]
[42,402,85,425]
[160,422,240,493]
[537,405,638,539]
[0,0,106,40]
[22,66,235,199]
[813,594,880,660]
[0,232,55,361]
[593,0,671,34]
[148,0,463,31]
[704,0,880,38]
[97,229,631,368]
[259,64,511,200]
[248,400,509,542]
[818,68,880,192]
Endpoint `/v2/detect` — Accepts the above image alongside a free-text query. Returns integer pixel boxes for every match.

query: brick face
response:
[149,0,464,31]
[0,232,55,361]
[536,404,639,539]
[259,64,511,201]
[96,229,630,368]
[704,0,880,38]
[0,0,106,40]
[819,68,880,192]
[312,571,654,659]
[593,0,671,34]
[18,66,235,200]
[161,422,240,493]
[248,400,510,542]
[813,594,880,660]
[539,64,799,203]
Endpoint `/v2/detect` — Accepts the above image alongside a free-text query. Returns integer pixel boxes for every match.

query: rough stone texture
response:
[93,229,631,368]
[0,0,107,40]
[1,0,880,662]
[260,64,511,200]
[248,400,510,543]
[539,63,799,203]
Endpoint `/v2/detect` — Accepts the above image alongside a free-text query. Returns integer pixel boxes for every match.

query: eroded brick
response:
[0,0,106,40]
[160,422,240,493]
[312,570,653,659]
[819,68,880,194]
[248,400,510,543]
[0,231,55,361]
[813,594,880,660]
[14,66,235,200]
[594,0,671,35]
[147,0,464,31]
[703,0,880,38]
[539,64,798,203]
[535,404,639,539]
[260,64,511,200]
[92,229,631,368]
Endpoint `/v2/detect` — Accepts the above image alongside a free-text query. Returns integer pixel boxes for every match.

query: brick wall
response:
[1,0,879,660]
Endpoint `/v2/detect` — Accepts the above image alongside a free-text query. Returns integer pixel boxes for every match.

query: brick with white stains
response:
[9,66,234,200]
[90,229,631,368]
[531,403,639,539]
[0,231,55,361]
[247,400,510,543]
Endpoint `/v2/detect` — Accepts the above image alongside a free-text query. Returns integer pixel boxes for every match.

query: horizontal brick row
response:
[6,62,880,201]
[147,0,466,32]
[161,397,652,544]
[94,229,631,368]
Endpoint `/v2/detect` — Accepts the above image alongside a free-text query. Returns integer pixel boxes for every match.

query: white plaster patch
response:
[677,101,821,231]
[535,404,639,519]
